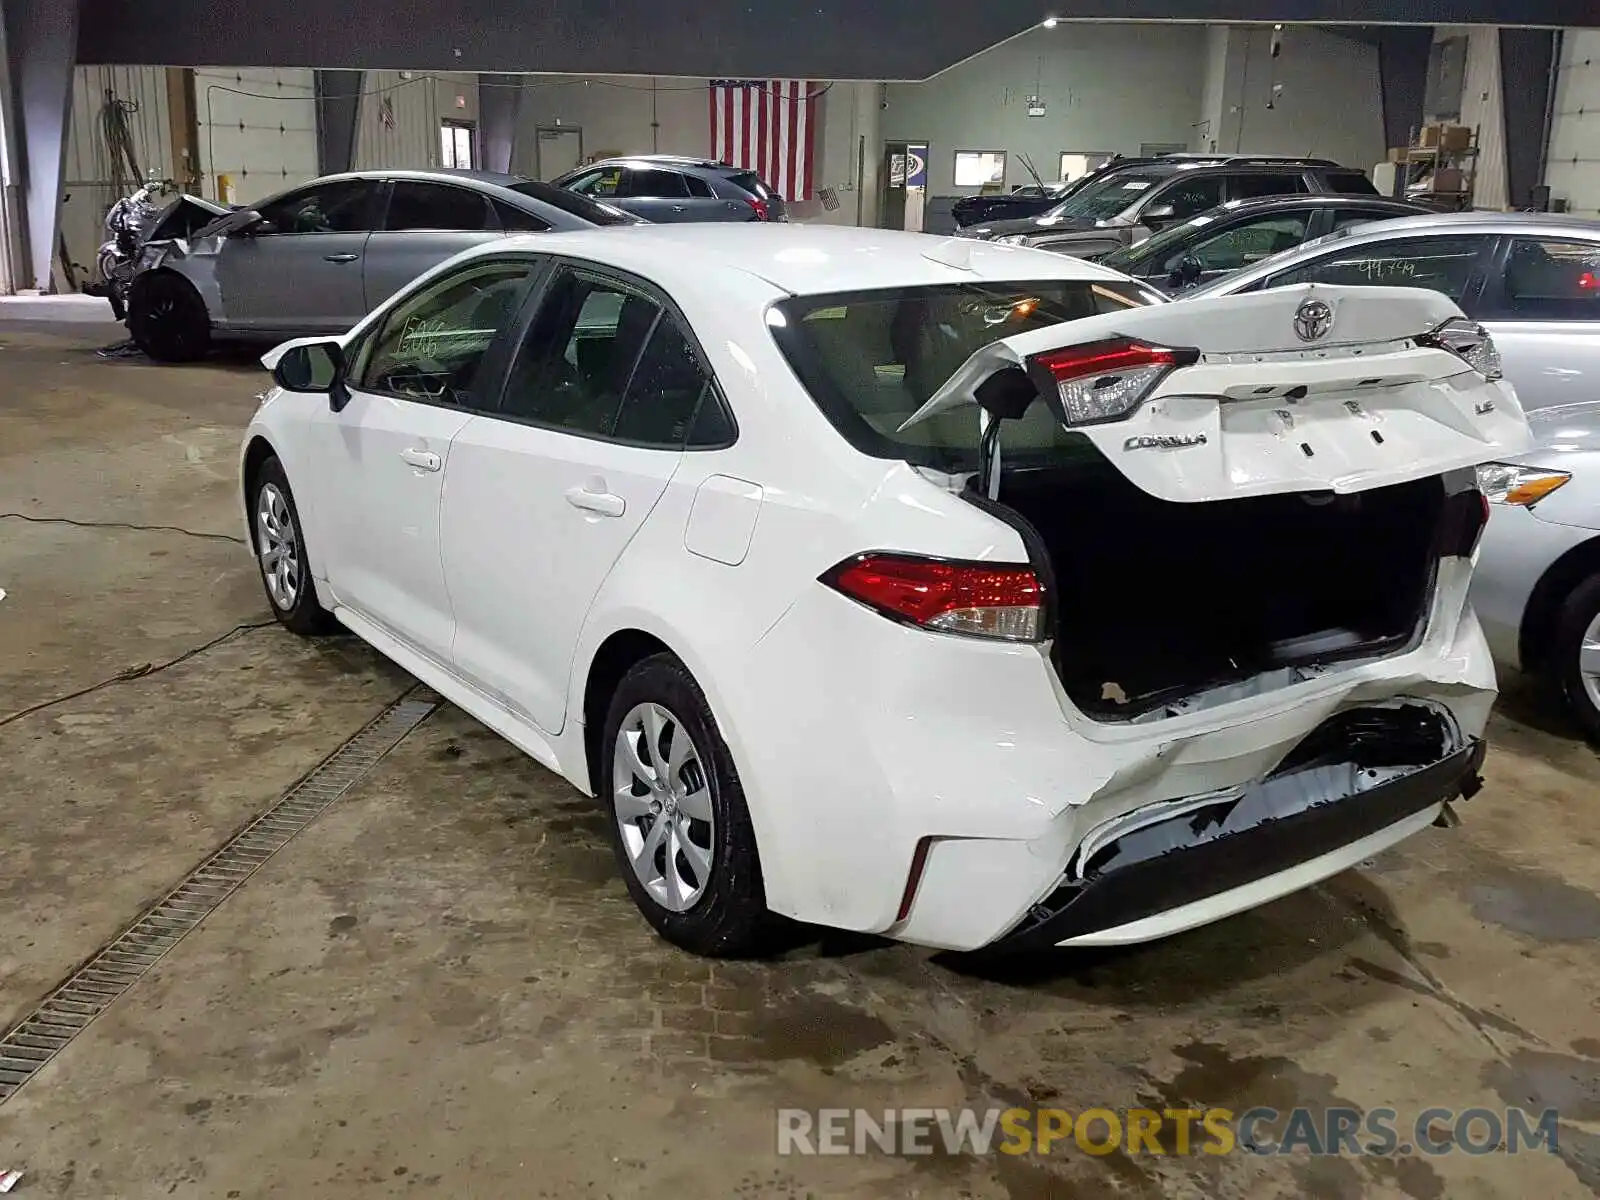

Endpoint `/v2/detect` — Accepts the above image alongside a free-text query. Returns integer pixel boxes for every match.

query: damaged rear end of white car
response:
[754,279,1529,953]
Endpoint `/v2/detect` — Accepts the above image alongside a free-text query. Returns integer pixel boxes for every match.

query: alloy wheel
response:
[1581,611,1600,717]
[256,482,300,610]
[612,702,714,912]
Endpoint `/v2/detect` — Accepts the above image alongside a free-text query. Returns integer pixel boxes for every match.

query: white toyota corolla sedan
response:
[240,224,1528,957]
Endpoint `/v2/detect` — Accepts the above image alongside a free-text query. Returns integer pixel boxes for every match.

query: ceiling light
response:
[1042,16,1060,28]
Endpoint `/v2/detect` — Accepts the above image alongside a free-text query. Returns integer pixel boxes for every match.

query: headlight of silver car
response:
[1477,462,1571,507]
[993,234,1029,246]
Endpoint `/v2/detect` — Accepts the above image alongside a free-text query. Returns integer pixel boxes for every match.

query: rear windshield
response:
[769,279,1163,472]
[1325,170,1379,196]
[505,181,640,225]
[1046,171,1175,221]
[726,171,776,200]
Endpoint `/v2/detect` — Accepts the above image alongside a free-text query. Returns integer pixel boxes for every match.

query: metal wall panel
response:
[58,64,171,281]
[353,72,478,171]
[193,67,318,206]
[1545,29,1600,216]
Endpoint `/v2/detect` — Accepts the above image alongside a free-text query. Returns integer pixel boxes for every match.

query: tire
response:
[1550,572,1600,743]
[601,653,774,957]
[249,456,337,636]
[128,272,211,362]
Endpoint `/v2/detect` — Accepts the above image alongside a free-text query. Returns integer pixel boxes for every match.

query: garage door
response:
[1546,30,1600,217]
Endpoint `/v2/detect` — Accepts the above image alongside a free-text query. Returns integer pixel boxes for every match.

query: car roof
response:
[1293,210,1600,238]
[1198,194,1425,215]
[581,155,734,174]
[458,223,1126,296]
[316,168,533,188]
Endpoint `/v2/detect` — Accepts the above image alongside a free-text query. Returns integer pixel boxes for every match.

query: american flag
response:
[708,80,818,203]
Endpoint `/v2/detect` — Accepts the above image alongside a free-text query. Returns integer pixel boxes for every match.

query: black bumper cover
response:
[990,737,1485,953]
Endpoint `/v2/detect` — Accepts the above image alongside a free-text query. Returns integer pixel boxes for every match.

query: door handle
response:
[400,447,442,472]
[671,205,686,213]
[324,252,360,264]
[564,484,626,517]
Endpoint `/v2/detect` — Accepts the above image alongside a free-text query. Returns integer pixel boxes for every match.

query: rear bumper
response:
[987,739,1483,953]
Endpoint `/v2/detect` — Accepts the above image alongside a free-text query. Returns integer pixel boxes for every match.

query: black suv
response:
[957,155,1378,257]
[554,155,786,223]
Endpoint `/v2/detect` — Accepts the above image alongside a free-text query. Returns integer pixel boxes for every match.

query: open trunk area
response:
[994,452,1448,721]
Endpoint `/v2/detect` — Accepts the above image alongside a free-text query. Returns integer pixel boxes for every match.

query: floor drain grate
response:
[0,685,441,1104]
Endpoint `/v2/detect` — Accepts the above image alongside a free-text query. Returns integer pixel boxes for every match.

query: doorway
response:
[534,127,584,182]
[440,120,477,170]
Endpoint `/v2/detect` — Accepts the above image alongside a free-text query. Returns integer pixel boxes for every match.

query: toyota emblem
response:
[1293,297,1334,342]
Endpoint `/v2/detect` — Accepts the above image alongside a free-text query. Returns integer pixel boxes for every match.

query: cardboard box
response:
[1440,125,1473,152]
[1432,167,1466,193]
[1417,124,1443,148]
[1388,146,1408,163]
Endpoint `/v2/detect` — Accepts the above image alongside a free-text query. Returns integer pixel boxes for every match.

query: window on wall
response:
[440,121,476,170]
[1059,152,1113,183]
[953,151,1007,188]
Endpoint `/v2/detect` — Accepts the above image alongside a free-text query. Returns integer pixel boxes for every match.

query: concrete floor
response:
[2,321,1600,1200]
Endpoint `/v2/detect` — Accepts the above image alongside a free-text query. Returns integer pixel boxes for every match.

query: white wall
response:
[1545,29,1600,217]
[512,75,712,172]
[194,67,318,206]
[882,24,1209,194]
[353,71,481,172]
[1216,26,1385,170]
[60,66,174,281]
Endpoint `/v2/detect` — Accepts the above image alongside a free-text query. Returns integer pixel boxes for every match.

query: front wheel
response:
[1550,572,1600,743]
[128,272,211,362]
[250,456,337,636]
[601,654,773,957]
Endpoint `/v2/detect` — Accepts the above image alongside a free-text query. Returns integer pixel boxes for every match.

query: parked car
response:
[1472,402,1600,738]
[1192,212,1600,411]
[125,169,640,362]
[956,155,1379,258]
[950,152,1208,228]
[1094,195,1430,294]
[952,181,1075,228]
[241,223,1523,957]
[553,155,786,223]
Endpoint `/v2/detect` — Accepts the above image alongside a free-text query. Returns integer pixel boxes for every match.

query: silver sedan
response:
[1473,401,1600,739]
[125,169,640,362]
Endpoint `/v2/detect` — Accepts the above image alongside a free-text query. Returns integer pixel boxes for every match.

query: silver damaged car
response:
[125,169,639,361]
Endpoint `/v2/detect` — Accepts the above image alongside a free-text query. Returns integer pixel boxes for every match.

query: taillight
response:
[1026,337,1199,426]
[749,197,771,221]
[821,553,1045,642]
[1440,488,1490,557]
[1416,317,1503,381]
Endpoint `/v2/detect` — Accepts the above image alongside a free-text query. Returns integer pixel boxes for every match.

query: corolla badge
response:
[1293,297,1334,342]
[1124,433,1208,451]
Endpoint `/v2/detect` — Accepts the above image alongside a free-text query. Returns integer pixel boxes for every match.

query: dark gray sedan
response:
[125,169,639,361]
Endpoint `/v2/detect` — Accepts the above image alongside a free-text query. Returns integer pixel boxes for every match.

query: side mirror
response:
[236,210,273,236]
[1142,203,1177,227]
[271,340,350,410]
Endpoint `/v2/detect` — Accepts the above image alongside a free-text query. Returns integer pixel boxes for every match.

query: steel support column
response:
[478,73,523,174]
[4,0,77,291]
[1499,28,1557,210]
[314,69,362,176]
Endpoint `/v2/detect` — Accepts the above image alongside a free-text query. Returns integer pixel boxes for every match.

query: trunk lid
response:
[900,283,1531,503]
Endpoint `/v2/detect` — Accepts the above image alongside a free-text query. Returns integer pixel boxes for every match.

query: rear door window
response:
[1230,174,1309,200]
[620,168,690,199]
[1265,234,1493,305]
[1324,170,1380,195]
[383,181,496,232]
[1486,238,1600,321]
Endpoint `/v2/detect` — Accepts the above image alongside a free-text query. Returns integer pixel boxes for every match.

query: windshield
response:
[768,279,1163,472]
[506,181,640,225]
[1045,171,1173,222]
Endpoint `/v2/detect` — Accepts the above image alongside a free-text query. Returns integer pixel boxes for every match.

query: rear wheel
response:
[601,654,773,957]
[128,272,211,362]
[1550,572,1600,743]
[250,456,337,636]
